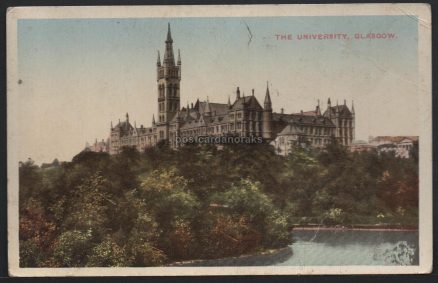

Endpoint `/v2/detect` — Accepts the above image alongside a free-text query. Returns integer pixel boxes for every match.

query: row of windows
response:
[112,135,158,147]
[159,101,179,112]
[158,84,179,98]
[278,137,330,146]
[301,126,333,136]
[228,111,261,121]
[177,121,264,137]
[157,69,180,79]
[397,144,412,149]
[338,128,354,137]
[339,119,353,127]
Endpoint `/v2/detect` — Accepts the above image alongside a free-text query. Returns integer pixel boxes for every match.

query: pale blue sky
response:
[16,16,418,163]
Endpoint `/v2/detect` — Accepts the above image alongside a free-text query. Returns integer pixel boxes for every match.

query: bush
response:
[87,237,129,267]
[52,230,94,267]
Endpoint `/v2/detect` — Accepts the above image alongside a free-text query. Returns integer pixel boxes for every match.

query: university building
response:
[87,24,355,155]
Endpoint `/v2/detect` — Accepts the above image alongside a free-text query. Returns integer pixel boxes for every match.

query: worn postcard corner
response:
[7,3,432,277]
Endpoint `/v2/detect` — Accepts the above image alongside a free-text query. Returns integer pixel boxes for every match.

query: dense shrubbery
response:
[19,141,418,267]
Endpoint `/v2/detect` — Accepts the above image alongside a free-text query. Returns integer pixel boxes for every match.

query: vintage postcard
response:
[7,4,432,276]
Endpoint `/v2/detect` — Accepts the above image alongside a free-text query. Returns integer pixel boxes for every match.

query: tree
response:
[138,169,200,260]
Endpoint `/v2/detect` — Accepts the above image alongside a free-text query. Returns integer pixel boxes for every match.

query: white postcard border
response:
[7,3,432,276]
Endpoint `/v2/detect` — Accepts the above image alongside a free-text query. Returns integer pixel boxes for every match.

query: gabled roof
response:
[323,105,352,118]
[278,123,304,136]
[231,96,263,111]
[114,121,133,131]
[197,101,229,115]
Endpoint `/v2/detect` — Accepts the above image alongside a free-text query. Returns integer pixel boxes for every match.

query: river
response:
[277,229,419,266]
[169,229,419,266]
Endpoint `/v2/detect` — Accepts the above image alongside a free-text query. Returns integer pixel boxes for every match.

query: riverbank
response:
[291,224,418,232]
[167,246,292,267]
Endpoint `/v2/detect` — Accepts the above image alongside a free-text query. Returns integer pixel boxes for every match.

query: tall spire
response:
[177,49,181,65]
[157,50,161,66]
[264,81,272,110]
[327,98,332,118]
[152,114,155,125]
[163,23,175,66]
[351,100,355,114]
[126,112,129,123]
[316,99,321,116]
[166,23,172,43]
[186,103,191,118]
[236,87,241,100]
[204,97,211,114]
[228,95,231,108]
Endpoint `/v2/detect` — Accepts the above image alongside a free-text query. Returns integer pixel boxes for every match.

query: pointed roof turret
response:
[204,97,211,114]
[157,50,161,66]
[166,23,173,43]
[228,95,231,108]
[186,103,191,118]
[177,49,181,65]
[152,114,156,125]
[351,100,355,114]
[126,112,129,123]
[163,23,175,66]
[236,86,241,100]
[316,99,321,116]
[264,82,272,111]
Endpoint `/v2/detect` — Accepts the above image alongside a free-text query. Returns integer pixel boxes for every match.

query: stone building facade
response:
[93,24,355,155]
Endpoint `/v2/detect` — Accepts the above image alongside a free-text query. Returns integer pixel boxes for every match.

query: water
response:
[277,229,419,266]
[171,229,419,266]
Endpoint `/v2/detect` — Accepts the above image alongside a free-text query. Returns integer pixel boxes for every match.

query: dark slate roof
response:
[136,126,155,135]
[113,121,135,136]
[278,124,304,136]
[114,121,133,131]
[205,114,229,125]
[198,102,229,115]
[273,112,335,127]
[323,105,352,118]
[231,96,263,111]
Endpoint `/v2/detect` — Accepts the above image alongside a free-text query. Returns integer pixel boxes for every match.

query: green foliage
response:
[52,230,94,267]
[87,237,129,267]
[19,142,418,267]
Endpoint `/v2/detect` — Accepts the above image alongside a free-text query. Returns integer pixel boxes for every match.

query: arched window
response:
[168,85,173,97]
[174,84,178,97]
